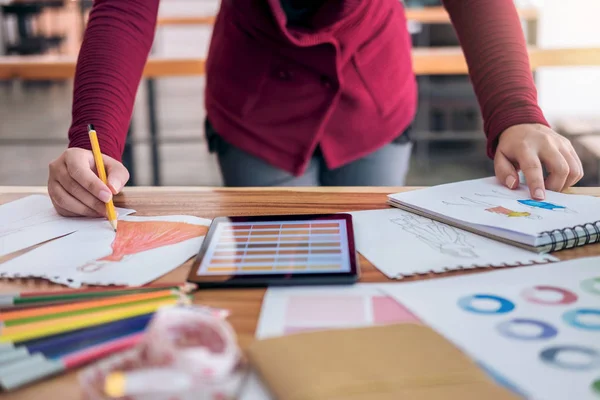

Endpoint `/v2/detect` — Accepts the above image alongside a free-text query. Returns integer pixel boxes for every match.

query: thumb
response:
[104,156,130,194]
[494,151,519,190]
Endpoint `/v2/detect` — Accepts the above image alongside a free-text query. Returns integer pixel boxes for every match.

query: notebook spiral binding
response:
[539,221,600,252]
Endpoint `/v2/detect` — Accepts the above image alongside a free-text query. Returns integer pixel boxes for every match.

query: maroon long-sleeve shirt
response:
[68,0,548,175]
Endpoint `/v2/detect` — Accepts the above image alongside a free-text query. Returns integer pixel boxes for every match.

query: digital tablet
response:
[187,214,359,288]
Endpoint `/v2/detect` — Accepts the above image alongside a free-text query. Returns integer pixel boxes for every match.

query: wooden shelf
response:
[155,6,538,26]
[1,47,599,80]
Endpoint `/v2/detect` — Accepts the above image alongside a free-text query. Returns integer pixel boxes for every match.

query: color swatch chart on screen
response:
[197,219,351,275]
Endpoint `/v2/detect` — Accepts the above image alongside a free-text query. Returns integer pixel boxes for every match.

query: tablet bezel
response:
[186,213,359,288]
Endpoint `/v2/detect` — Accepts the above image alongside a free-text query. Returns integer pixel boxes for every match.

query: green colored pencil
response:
[1,294,179,329]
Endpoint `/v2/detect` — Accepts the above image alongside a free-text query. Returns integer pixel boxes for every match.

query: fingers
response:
[538,145,569,193]
[104,156,130,194]
[517,150,546,200]
[66,151,112,203]
[48,179,102,217]
[494,152,519,190]
[560,146,584,190]
[56,172,107,216]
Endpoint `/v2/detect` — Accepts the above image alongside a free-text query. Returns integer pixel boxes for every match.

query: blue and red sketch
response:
[474,190,577,214]
[443,197,542,220]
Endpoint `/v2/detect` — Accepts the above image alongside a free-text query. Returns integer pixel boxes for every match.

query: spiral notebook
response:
[388,177,600,253]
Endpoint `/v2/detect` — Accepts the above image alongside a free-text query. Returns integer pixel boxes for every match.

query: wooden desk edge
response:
[0,186,595,195]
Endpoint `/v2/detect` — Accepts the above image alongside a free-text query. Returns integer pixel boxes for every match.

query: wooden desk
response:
[1,186,600,399]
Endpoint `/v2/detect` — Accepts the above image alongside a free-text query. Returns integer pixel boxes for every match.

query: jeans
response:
[206,120,413,187]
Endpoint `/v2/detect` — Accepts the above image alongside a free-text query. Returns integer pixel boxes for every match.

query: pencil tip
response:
[110,220,118,232]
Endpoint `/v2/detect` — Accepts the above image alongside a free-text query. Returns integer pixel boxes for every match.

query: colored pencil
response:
[88,124,118,231]
[0,332,143,391]
[0,290,175,325]
[0,295,179,337]
[0,316,146,366]
[7,282,189,298]
[19,313,152,355]
[0,296,112,313]
[0,283,189,307]
[0,297,178,343]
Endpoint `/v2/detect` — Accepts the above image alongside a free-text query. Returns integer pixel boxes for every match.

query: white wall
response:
[533,0,600,124]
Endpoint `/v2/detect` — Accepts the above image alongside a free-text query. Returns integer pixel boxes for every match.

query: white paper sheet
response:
[388,177,600,237]
[380,258,600,400]
[0,215,210,287]
[349,208,557,278]
[0,195,135,257]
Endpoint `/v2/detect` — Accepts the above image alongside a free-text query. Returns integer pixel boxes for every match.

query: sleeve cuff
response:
[68,123,124,162]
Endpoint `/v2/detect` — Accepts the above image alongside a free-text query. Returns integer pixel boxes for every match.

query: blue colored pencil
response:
[18,313,153,354]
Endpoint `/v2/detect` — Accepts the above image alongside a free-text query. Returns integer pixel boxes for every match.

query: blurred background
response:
[0,0,599,187]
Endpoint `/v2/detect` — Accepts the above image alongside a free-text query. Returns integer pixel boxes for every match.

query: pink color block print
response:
[285,295,366,325]
[284,326,327,335]
[372,296,420,324]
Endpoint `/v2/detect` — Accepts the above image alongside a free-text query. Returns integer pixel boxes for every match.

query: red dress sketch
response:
[78,221,208,272]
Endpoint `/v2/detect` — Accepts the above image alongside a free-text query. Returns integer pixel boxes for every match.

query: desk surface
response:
[2,186,600,400]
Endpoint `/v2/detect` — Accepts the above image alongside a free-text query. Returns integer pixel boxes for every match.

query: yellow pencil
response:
[0,294,179,333]
[88,124,118,231]
[0,297,178,343]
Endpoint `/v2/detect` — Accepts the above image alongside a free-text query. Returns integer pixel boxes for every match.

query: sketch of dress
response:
[442,197,542,220]
[390,214,479,258]
[78,220,208,273]
[474,190,577,214]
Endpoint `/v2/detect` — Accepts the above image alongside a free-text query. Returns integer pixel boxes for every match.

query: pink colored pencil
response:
[62,332,143,369]
[0,332,144,391]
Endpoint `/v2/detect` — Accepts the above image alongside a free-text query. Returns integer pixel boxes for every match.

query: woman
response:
[48,0,583,217]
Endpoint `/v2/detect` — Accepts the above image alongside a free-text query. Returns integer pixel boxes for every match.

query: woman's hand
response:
[494,123,583,200]
[48,148,129,217]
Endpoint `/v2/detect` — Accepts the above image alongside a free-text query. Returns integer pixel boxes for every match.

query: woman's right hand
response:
[48,148,130,217]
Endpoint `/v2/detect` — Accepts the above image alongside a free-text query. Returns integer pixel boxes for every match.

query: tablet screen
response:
[195,218,352,276]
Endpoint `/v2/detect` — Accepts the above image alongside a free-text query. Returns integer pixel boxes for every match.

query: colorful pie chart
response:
[581,277,600,296]
[540,346,600,371]
[457,294,515,314]
[521,285,578,305]
[563,309,600,331]
[497,319,558,340]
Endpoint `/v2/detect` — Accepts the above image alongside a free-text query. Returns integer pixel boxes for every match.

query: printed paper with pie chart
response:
[381,257,600,400]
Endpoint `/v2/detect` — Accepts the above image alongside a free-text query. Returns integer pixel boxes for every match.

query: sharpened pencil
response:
[0,289,175,324]
[0,332,143,391]
[1,283,188,307]
[0,297,178,343]
[87,123,118,231]
[20,314,153,354]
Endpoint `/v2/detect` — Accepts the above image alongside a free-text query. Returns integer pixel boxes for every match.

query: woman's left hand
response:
[494,123,584,200]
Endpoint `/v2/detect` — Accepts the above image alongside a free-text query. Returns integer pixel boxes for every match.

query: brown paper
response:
[248,324,519,400]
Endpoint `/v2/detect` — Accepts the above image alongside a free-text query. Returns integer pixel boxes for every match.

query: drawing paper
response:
[349,208,557,278]
[388,177,600,251]
[380,257,600,400]
[0,195,135,258]
[0,215,210,287]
